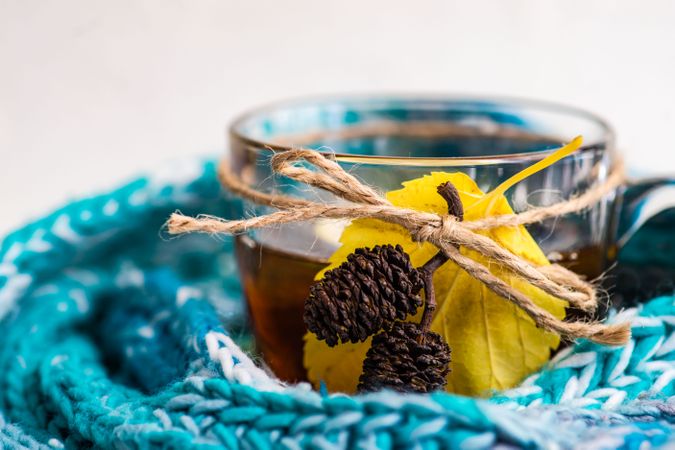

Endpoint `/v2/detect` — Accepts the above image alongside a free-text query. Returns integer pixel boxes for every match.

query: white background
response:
[1,0,674,235]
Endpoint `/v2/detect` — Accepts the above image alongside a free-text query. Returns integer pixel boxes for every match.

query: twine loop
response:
[168,147,630,346]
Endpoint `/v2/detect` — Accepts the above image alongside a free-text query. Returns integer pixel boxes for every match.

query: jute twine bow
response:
[168,148,630,345]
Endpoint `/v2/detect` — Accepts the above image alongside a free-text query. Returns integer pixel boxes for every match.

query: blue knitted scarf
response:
[0,158,674,449]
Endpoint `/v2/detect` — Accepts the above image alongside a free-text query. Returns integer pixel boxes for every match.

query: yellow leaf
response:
[304,139,580,396]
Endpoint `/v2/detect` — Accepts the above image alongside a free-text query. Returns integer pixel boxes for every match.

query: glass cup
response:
[228,95,675,382]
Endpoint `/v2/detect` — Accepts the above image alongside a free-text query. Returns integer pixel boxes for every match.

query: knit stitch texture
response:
[0,158,674,449]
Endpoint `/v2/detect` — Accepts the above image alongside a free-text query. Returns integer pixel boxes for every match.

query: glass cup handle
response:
[612,177,675,305]
[616,176,675,251]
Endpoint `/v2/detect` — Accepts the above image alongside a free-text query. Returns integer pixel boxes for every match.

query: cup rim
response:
[229,93,615,165]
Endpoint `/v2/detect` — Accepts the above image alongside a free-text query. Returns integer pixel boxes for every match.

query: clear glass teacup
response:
[228,95,674,383]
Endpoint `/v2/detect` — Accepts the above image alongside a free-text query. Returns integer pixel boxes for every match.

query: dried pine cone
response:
[358,322,451,393]
[304,244,424,346]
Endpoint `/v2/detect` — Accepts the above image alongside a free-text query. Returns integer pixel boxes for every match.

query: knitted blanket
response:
[0,159,673,450]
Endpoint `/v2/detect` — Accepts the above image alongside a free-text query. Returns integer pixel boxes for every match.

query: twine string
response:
[168,148,630,345]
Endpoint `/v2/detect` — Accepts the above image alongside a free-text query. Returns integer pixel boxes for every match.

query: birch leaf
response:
[304,138,581,396]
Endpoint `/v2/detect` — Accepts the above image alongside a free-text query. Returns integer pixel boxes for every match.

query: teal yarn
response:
[0,158,674,449]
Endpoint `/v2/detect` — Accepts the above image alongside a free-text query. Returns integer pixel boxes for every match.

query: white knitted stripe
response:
[204,331,287,392]
[0,243,25,317]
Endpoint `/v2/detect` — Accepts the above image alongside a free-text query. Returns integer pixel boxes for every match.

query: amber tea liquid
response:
[235,234,607,382]
[235,235,328,382]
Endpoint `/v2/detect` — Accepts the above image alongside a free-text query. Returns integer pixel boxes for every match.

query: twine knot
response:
[167,146,630,346]
[412,215,459,244]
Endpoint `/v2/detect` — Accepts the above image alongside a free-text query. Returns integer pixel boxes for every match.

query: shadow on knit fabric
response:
[90,273,202,393]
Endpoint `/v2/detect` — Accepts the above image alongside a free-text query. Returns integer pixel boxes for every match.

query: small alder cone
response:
[358,321,451,393]
[304,244,424,347]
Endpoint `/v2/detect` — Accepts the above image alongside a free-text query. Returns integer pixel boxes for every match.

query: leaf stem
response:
[417,181,464,339]
[418,252,447,335]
